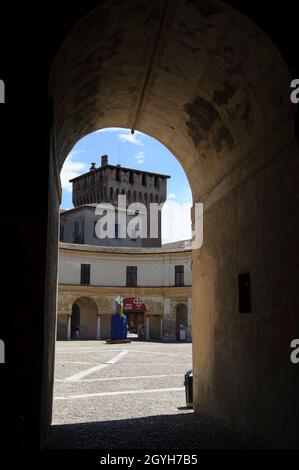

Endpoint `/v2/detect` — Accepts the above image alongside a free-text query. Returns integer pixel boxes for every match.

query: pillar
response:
[187,297,192,326]
[163,298,171,340]
[146,315,150,341]
[67,314,71,340]
[160,316,163,340]
[97,315,101,340]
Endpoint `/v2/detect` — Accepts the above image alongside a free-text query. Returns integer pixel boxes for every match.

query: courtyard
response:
[47,341,263,449]
[52,340,192,425]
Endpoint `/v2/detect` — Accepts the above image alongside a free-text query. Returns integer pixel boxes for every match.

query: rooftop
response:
[69,155,170,183]
[59,240,192,254]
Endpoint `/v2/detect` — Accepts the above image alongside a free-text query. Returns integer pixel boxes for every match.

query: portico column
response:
[67,314,71,341]
[146,315,150,341]
[97,315,101,340]
[187,297,192,327]
[160,316,163,340]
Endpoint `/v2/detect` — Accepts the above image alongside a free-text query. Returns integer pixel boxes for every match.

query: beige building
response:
[57,240,192,341]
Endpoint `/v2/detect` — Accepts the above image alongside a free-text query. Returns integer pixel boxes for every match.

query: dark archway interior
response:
[176,304,188,340]
[1,1,298,449]
[71,304,80,339]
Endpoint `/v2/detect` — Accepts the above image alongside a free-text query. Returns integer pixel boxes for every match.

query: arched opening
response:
[43,0,299,449]
[175,304,188,341]
[71,297,98,340]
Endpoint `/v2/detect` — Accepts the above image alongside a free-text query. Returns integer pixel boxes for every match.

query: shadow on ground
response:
[46,412,266,449]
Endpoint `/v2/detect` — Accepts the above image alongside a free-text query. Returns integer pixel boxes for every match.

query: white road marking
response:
[55,373,182,383]
[54,387,184,400]
[106,350,129,364]
[64,350,129,382]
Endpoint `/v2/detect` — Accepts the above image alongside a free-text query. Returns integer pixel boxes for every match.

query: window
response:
[115,167,120,182]
[238,272,252,313]
[175,265,184,286]
[154,175,159,188]
[73,220,84,244]
[60,224,64,242]
[129,171,134,184]
[74,221,79,238]
[80,264,90,285]
[126,266,137,287]
[142,173,147,186]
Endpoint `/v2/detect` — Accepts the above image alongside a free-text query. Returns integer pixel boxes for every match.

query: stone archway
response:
[44,0,299,447]
[71,297,98,340]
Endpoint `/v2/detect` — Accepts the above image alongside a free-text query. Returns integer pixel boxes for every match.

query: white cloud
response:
[60,152,89,192]
[118,131,144,145]
[96,127,123,133]
[162,200,192,244]
[135,151,145,164]
[96,127,146,145]
[167,192,177,200]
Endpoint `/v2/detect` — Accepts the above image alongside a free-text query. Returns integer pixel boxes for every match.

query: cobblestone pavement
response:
[47,340,264,449]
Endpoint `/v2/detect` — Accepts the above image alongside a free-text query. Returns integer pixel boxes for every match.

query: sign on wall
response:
[124,298,146,312]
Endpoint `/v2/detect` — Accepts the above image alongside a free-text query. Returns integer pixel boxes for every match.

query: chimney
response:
[90,162,96,171]
[101,154,108,167]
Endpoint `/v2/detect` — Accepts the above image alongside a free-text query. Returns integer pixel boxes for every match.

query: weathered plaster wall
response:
[193,132,299,447]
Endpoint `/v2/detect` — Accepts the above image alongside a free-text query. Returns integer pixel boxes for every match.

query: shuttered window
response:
[126,266,137,287]
[80,264,90,285]
[175,265,184,286]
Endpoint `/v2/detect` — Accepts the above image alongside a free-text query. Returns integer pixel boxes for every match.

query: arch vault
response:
[35,0,299,447]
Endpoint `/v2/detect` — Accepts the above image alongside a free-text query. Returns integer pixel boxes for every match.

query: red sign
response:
[124,297,146,312]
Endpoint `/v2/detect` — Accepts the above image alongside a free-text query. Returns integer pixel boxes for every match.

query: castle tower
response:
[60,155,170,247]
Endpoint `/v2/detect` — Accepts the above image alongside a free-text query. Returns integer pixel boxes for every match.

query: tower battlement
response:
[70,155,170,208]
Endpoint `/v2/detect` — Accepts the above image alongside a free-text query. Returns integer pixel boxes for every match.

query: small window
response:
[126,266,137,287]
[238,272,252,313]
[116,168,120,182]
[175,265,184,286]
[142,173,147,186]
[115,224,119,239]
[73,220,84,244]
[129,171,134,184]
[80,264,90,285]
[60,224,64,242]
[154,175,159,188]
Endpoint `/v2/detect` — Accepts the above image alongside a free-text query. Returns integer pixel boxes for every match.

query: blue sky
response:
[60,128,192,243]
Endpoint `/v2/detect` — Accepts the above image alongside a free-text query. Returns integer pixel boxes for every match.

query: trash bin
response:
[184,369,193,408]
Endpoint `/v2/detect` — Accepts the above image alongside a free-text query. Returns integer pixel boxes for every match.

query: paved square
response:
[53,340,193,425]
